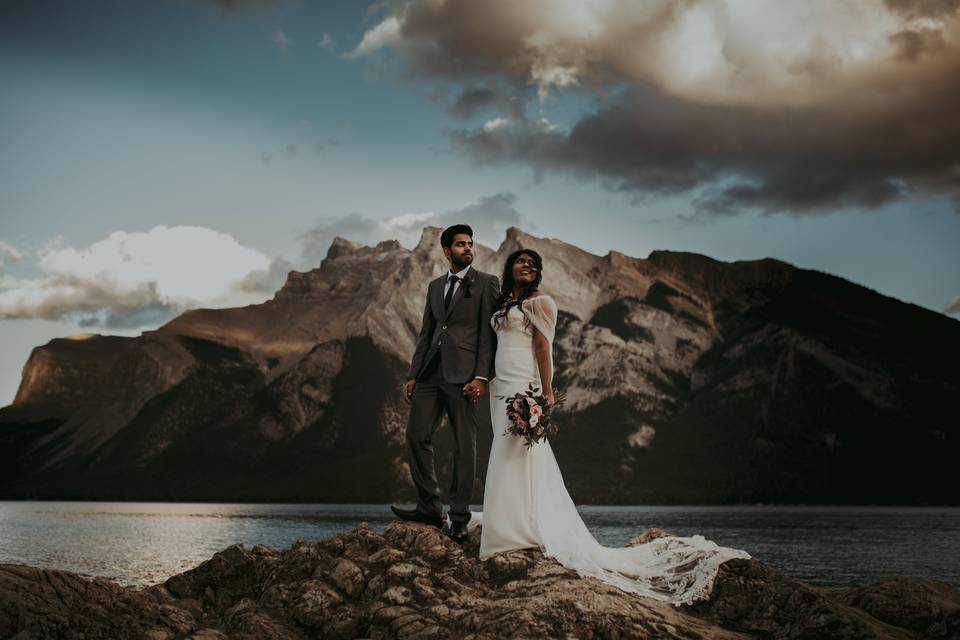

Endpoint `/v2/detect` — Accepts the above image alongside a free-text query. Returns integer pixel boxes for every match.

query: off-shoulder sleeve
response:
[524,294,558,342]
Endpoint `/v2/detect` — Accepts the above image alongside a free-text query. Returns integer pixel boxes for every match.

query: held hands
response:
[462,379,487,405]
[544,390,556,409]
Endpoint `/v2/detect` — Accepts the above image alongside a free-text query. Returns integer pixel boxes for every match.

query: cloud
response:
[272,27,292,51]
[0,240,23,265]
[0,197,525,331]
[260,118,339,163]
[298,192,528,267]
[344,15,401,59]
[299,212,384,267]
[0,226,274,330]
[318,33,335,50]
[885,0,960,19]
[234,255,296,296]
[945,296,960,315]
[350,0,960,217]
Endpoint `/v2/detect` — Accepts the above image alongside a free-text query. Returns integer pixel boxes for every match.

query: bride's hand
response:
[544,392,556,409]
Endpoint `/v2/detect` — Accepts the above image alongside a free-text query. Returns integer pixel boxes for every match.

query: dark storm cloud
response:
[450,79,960,216]
[351,0,960,217]
[884,0,960,18]
[888,27,948,61]
[451,87,498,118]
[446,83,527,120]
[76,301,183,331]
[4,275,181,330]
[233,255,296,295]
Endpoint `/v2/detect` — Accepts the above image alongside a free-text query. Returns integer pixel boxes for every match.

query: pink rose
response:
[530,404,543,418]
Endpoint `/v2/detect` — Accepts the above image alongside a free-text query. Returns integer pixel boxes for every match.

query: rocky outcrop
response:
[1,226,957,503]
[839,578,960,639]
[1,522,957,639]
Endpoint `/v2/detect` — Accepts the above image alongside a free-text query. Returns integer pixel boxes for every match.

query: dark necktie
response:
[444,275,460,310]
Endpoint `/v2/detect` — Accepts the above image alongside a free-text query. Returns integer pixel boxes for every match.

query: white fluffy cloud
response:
[344,14,401,59]
[0,226,274,329]
[0,240,24,265]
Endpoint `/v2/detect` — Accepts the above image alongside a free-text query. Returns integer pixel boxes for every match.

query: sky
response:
[1,0,959,407]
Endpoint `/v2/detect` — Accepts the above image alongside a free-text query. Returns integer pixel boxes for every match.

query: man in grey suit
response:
[391,224,499,542]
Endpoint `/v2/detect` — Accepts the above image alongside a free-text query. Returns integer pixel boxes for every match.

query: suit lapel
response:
[431,277,445,321]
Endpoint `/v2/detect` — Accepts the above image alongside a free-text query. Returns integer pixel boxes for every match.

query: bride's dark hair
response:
[493,249,544,331]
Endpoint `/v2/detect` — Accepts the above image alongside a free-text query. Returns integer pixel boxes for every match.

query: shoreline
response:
[4,503,958,594]
[2,521,958,639]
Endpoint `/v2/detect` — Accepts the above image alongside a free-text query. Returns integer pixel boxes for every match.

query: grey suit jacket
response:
[407,266,499,384]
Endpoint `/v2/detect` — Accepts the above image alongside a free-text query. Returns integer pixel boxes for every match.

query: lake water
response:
[1,502,957,591]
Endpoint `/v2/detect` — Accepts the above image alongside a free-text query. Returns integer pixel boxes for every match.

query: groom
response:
[392,224,499,542]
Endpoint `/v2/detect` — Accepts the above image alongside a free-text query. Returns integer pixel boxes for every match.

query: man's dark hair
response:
[441,224,473,249]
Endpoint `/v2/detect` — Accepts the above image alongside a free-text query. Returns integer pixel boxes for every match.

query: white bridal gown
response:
[474,294,751,607]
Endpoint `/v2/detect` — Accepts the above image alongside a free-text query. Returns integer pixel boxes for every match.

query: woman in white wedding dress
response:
[473,249,751,607]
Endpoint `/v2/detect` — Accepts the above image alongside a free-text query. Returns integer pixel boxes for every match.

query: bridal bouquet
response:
[497,384,567,448]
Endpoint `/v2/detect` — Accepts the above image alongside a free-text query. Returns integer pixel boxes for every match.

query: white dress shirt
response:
[443,264,487,382]
[444,264,471,299]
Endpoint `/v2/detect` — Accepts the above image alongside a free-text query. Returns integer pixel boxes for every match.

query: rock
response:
[688,558,921,639]
[484,549,539,583]
[0,564,190,639]
[327,557,367,597]
[839,577,960,639]
[627,527,673,546]
[164,543,258,613]
[187,631,229,640]
[2,521,955,639]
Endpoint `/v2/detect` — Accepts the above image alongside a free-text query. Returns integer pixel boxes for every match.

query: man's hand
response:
[403,378,416,403]
[462,379,487,405]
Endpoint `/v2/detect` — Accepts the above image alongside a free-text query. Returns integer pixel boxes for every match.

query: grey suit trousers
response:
[406,351,477,524]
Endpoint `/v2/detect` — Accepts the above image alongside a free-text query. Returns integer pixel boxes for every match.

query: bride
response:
[473,248,751,607]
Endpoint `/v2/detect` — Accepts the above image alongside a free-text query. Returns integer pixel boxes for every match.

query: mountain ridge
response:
[1,226,956,503]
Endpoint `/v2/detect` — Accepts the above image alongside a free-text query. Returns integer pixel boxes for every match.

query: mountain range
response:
[1,226,956,504]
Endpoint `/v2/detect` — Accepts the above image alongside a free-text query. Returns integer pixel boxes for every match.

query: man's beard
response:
[451,254,473,270]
